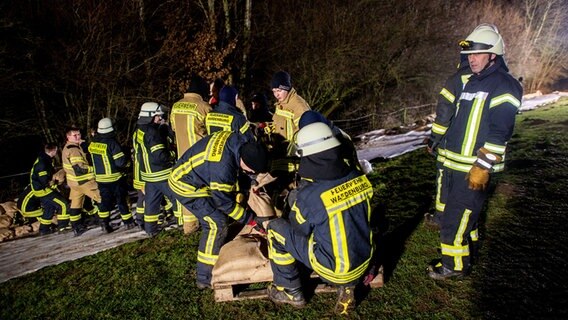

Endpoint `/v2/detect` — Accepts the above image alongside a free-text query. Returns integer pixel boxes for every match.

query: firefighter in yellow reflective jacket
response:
[89,118,134,232]
[427,25,522,280]
[264,123,374,315]
[170,75,212,234]
[29,143,76,235]
[62,127,100,236]
[168,131,269,288]
[205,86,255,142]
[134,102,179,237]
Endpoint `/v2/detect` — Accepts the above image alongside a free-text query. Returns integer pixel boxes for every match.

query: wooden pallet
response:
[213,265,384,302]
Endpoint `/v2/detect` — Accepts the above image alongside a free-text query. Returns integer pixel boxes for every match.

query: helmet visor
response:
[459,40,494,52]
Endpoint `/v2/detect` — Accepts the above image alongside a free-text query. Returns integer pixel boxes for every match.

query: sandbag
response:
[211,233,273,285]
[31,221,40,232]
[0,201,17,218]
[0,204,5,216]
[0,227,14,242]
[247,191,276,218]
[52,168,66,185]
[253,173,277,191]
[0,215,12,228]
[14,225,33,237]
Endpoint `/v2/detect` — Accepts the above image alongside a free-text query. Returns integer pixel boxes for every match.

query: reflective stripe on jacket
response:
[62,142,94,186]
[438,58,522,173]
[289,171,374,284]
[169,131,252,224]
[134,123,174,183]
[89,132,127,183]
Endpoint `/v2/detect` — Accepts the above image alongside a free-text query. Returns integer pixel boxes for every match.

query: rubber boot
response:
[100,219,116,234]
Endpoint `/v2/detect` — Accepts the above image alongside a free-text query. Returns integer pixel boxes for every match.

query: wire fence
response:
[331,103,435,137]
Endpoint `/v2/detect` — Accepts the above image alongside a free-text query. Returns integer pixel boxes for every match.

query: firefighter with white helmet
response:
[264,122,374,315]
[132,102,179,237]
[427,24,522,280]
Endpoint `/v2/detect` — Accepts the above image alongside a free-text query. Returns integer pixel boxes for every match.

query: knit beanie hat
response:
[299,110,332,129]
[219,86,238,106]
[271,71,292,91]
[240,142,270,173]
[186,75,210,101]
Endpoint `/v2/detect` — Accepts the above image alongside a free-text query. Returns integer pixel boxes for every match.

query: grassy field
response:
[2,98,567,319]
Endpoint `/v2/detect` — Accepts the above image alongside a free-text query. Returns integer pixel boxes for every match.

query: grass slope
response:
[2,99,567,319]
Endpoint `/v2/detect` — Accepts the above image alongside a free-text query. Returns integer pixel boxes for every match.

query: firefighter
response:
[133,102,178,237]
[427,25,522,280]
[264,122,374,315]
[205,85,255,142]
[298,110,361,172]
[269,71,311,156]
[89,118,135,232]
[170,75,212,234]
[168,131,270,289]
[62,127,100,235]
[30,143,80,235]
[425,23,499,228]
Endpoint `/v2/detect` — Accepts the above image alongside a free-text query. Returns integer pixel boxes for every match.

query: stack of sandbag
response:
[211,184,278,286]
[0,201,39,242]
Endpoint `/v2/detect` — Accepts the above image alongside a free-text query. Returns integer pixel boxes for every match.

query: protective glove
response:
[467,147,503,190]
[466,166,490,190]
[423,137,438,156]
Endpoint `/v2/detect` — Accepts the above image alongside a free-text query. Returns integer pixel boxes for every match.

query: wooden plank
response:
[212,268,385,302]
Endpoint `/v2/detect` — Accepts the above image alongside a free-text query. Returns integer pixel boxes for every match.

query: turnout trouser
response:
[98,177,132,224]
[144,180,178,235]
[174,195,229,285]
[439,169,488,271]
[38,192,69,233]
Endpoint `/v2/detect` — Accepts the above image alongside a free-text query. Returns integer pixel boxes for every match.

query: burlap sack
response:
[52,168,67,185]
[211,234,273,285]
[0,215,12,228]
[31,221,40,232]
[0,201,17,218]
[247,191,276,218]
[0,227,14,242]
[14,225,33,237]
[253,173,277,191]
[0,204,5,216]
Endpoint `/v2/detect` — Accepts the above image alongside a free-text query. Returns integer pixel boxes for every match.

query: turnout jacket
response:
[272,88,311,142]
[289,170,374,284]
[431,58,472,147]
[30,151,56,197]
[438,58,522,173]
[170,93,212,157]
[205,101,255,142]
[62,141,94,187]
[133,123,174,183]
[168,131,252,224]
[88,132,127,183]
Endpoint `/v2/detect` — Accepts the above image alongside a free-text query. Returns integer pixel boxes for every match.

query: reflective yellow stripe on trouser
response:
[441,208,471,271]
[197,216,220,266]
[267,229,296,265]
